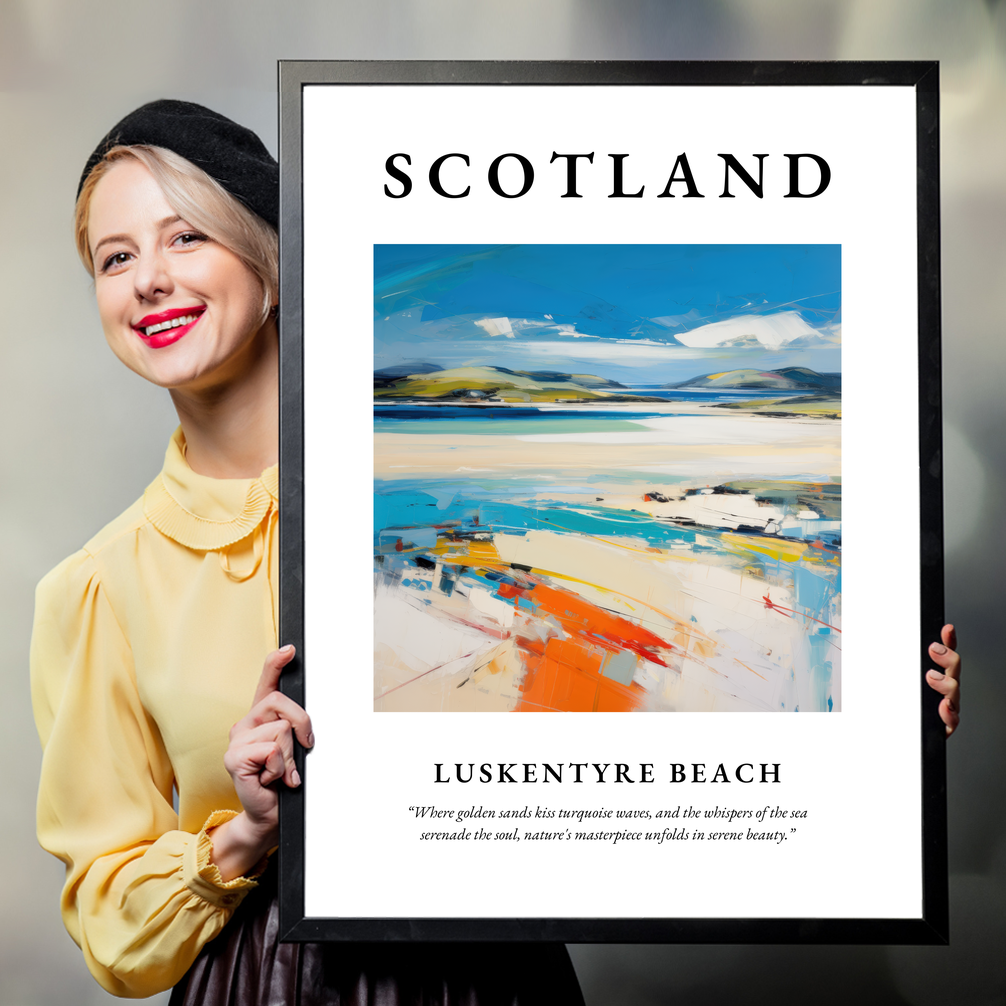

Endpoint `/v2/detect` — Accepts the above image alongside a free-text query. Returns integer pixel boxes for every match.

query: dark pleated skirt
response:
[169,869,584,1006]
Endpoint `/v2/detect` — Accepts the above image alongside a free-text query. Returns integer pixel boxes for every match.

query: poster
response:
[278,62,945,942]
[371,242,841,715]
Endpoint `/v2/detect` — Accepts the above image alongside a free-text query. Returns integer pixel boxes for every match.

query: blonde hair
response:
[75,145,278,322]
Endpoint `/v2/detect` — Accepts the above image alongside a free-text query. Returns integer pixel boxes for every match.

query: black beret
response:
[78,99,278,228]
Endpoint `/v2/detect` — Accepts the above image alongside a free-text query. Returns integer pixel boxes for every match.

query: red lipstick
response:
[132,306,205,349]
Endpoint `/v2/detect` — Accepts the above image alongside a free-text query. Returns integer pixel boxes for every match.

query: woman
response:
[31,100,586,1003]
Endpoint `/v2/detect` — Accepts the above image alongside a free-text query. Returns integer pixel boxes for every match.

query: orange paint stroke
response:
[497,579,671,668]
[514,634,645,712]
[733,658,767,681]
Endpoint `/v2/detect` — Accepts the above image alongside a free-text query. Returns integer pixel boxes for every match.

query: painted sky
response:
[374,244,841,386]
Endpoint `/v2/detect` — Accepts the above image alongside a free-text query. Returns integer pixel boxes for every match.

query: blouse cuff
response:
[183,810,269,909]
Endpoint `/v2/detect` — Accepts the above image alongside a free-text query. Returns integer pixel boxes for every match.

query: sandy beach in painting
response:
[373,244,842,713]
[375,406,840,480]
[374,401,841,713]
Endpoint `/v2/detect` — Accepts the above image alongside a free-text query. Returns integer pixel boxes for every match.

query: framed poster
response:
[277,61,946,943]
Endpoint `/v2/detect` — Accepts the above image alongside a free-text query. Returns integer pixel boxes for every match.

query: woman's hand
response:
[926,624,961,737]
[209,645,314,881]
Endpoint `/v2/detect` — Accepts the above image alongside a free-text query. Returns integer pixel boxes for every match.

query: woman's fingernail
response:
[307,732,315,748]
[928,669,944,680]
[280,644,295,654]
[931,643,947,654]
[291,768,301,787]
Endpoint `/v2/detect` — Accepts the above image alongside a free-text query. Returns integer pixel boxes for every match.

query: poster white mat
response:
[301,84,920,920]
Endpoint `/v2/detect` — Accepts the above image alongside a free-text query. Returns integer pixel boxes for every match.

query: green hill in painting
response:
[375,366,663,403]
[712,393,842,419]
[667,367,841,391]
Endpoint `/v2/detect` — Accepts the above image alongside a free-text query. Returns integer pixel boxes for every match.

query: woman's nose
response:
[133,249,173,302]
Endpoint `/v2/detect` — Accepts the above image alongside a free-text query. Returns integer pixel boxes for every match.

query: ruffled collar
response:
[143,428,278,551]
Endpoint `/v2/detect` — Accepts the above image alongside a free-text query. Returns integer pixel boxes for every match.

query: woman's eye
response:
[101,251,132,273]
[173,231,208,248]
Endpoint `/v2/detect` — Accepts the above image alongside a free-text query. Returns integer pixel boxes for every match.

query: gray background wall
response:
[1,2,1002,1003]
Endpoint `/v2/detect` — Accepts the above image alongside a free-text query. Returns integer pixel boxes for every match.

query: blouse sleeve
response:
[31,549,262,998]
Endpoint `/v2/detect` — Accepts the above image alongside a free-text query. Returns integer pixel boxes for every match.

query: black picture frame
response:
[277,60,945,944]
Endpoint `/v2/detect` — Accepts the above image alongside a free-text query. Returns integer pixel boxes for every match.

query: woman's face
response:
[87,158,270,392]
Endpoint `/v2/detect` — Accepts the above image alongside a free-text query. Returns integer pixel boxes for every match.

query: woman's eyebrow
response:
[92,216,185,257]
[92,232,133,256]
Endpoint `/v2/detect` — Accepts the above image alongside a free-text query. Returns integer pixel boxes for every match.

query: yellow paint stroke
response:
[461,539,501,561]
[723,533,808,563]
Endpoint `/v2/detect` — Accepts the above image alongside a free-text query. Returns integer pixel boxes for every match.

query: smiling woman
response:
[86,158,270,382]
[30,100,584,1004]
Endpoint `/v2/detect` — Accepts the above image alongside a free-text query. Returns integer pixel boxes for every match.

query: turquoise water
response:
[374,480,700,549]
[373,391,810,436]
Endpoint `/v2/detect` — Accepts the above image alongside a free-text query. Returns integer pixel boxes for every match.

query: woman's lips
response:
[133,307,205,349]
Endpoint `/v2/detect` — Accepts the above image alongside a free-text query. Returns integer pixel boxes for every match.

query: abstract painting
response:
[373,245,841,713]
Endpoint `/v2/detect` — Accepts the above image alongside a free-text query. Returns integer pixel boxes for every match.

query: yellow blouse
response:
[31,429,279,998]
